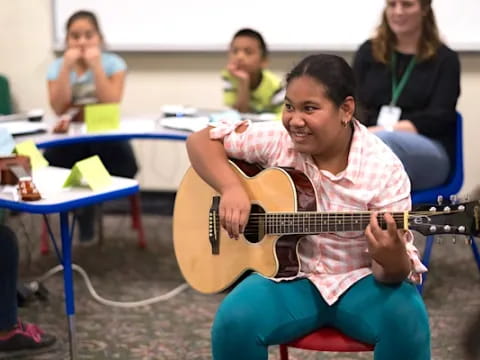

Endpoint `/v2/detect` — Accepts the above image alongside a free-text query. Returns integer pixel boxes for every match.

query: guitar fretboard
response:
[258,212,408,234]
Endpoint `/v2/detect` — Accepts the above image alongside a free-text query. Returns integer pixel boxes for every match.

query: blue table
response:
[0,166,139,360]
[12,116,190,358]
[24,116,190,149]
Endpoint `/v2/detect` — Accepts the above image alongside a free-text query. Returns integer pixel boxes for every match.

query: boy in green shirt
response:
[222,28,284,116]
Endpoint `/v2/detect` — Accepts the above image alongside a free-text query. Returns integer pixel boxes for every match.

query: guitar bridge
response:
[209,196,221,255]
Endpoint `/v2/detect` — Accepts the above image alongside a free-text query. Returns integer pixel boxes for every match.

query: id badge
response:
[377,105,401,130]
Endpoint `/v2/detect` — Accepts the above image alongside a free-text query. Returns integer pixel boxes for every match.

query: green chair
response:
[0,74,12,115]
[0,74,12,223]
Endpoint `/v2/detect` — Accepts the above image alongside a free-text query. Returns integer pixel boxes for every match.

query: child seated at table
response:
[44,10,138,243]
[222,28,285,117]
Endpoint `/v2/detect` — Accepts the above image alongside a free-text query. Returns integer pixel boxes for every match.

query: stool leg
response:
[40,219,50,255]
[97,206,104,247]
[417,235,435,294]
[279,345,289,360]
[129,194,146,248]
[469,236,480,273]
[129,195,140,230]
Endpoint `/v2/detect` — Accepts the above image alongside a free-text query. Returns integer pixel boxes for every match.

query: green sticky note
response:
[15,140,49,169]
[84,103,120,133]
[63,155,112,191]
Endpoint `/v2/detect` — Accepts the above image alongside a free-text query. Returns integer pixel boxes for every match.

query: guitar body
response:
[173,160,316,294]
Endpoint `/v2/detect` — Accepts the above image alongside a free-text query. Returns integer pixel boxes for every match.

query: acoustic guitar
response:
[173,160,480,294]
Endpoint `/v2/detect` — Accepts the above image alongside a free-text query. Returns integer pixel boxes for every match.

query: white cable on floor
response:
[35,264,189,308]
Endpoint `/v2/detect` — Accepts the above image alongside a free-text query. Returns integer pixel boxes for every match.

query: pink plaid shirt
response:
[210,119,427,305]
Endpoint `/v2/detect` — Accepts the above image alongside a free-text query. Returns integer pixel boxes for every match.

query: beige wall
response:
[1,0,479,194]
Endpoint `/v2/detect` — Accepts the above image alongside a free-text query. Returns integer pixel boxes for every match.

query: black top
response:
[352,40,461,162]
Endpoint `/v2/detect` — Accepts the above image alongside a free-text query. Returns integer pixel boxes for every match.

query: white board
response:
[52,0,480,52]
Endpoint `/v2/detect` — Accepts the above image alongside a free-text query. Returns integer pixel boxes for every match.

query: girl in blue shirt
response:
[44,10,138,242]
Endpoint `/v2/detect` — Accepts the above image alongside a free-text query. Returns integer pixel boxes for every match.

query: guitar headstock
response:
[409,200,480,236]
[17,178,41,201]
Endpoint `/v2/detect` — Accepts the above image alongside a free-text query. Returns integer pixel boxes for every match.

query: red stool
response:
[279,327,374,359]
[40,193,146,254]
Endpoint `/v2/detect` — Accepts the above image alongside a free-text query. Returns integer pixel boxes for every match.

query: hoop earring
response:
[341,120,349,128]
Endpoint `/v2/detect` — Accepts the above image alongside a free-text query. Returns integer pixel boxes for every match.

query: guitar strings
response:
[210,210,463,236]
[212,211,460,225]
[236,222,452,236]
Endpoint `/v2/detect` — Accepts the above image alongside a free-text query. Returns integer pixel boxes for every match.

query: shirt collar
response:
[294,119,364,184]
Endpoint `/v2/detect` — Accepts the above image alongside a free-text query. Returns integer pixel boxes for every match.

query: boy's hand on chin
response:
[227,63,250,83]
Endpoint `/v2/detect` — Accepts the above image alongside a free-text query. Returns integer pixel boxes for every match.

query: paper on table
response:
[85,103,120,133]
[63,155,112,191]
[0,185,19,201]
[0,128,15,155]
[241,113,278,122]
[0,121,48,136]
[15,140,49,169]
[160,116,210,132]
[161,105,198,117]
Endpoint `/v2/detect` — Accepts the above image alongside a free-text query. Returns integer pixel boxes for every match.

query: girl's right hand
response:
[219,183,251,239]
[63,48,82,69]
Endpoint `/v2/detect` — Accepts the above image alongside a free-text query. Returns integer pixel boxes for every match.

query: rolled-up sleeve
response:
[209,119,289,166]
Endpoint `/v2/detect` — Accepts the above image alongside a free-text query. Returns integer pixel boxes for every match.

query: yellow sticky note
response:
[84,103,120,133]
[15,140,49,169]
[63,155,112,191]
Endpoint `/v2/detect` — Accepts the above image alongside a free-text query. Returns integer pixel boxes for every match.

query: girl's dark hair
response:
[286,54,356,108]
[66,10,104,40]
[232,28,268,59]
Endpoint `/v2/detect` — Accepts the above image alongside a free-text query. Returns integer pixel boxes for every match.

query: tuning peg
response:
[443,206,451,212]
[429,206,437,212]
[449,195,458,205]
[437,195,443,205]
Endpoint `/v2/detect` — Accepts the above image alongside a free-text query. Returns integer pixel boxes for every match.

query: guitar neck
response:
[261,211,408,234]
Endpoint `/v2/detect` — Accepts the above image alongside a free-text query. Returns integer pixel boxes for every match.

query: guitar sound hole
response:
[244,204,265,243]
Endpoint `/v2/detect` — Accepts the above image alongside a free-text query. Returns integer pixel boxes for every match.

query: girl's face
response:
[66,18,101,50]
[385,0,425,38]
[228,36,266,76]
[282,75,352,158]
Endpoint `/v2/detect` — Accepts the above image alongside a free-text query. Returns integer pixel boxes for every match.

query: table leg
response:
[60,211,77,360]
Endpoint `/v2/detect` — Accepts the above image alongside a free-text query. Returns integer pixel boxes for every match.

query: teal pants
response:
[212,274,430,360]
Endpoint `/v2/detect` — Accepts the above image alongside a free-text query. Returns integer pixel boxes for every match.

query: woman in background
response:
[45,10,138,243]
[353,0,460,191]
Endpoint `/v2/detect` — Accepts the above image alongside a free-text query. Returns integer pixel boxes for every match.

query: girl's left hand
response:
[83,46,101,68]
[365,212,410,273]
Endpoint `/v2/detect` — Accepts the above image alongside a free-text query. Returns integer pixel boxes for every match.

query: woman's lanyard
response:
[391,52,416,106]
